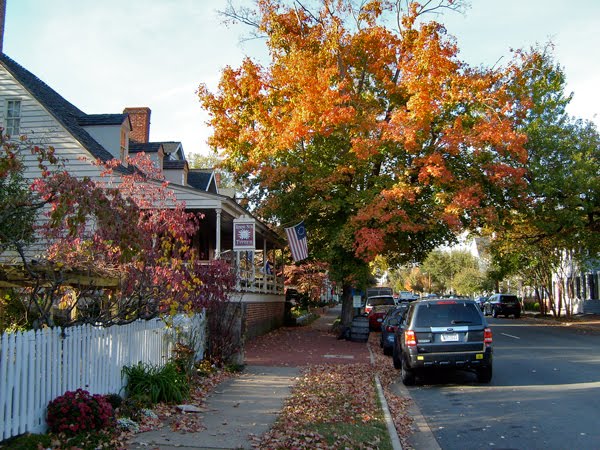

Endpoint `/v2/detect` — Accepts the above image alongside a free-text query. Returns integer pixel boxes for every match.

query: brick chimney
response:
[124,107,151,143]
[0,0,6,54]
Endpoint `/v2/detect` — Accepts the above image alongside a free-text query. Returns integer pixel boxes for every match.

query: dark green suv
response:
[393,298,493,385]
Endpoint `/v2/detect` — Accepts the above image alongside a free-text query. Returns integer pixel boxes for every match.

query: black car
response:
[484,294,521,318]
[393,298,493,385]
[379,304,409,355]
[475,296,488,311]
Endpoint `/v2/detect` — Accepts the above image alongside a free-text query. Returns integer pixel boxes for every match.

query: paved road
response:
[405,318,600,450]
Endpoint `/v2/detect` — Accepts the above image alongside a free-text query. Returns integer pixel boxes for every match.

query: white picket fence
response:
[0,315,206,441]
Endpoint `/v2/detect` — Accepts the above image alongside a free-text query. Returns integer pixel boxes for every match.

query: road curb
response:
[369,347,402,450]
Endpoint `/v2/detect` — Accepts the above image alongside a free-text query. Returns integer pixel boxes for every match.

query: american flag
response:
[285,221,308,262]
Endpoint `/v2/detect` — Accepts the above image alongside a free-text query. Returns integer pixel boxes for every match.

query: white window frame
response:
[5,99,22,137]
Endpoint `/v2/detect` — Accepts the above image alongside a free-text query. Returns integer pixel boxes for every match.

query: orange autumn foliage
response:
[199,0,533,265]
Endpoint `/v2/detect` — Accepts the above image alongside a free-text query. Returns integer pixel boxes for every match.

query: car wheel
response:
[477,365,493,383]
[392,343,402,369]
[492,308,498,318]
[514,312,521,319]
[401,357,416,386]
[383,346,392,356]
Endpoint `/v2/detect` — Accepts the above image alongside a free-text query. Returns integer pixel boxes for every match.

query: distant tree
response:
[419,249,479,294]
[187,151,237,189]
[489,47,600,317]
[452,266,486,296]
[200,0,536,325]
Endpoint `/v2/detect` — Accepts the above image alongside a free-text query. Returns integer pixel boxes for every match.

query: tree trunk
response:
[340,283,355,327]
[535,286,544,315]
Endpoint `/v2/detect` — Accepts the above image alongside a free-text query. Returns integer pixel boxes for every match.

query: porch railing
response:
[220,250,284,295]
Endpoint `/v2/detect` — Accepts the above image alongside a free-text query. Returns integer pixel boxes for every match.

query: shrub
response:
[196,359,217,376]
[104,393,123,410]
[117,394,151,422]
[122,361,189,404]
[117,417,140,433]
[46,388,114,435]
[172,342,197,378]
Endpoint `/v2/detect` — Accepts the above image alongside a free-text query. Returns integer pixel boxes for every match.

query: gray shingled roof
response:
[0,53,128,171]
[187,169,213,191]
[161,141,184,160]
[163,160,187,169]
[77,114,128,126]
[129,142,163,154]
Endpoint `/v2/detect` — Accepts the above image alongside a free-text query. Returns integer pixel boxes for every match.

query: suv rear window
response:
[500,295,519,304]
[414,303,483,327]
[368,296,395,306]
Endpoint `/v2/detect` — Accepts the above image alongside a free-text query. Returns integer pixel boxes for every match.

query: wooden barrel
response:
[350,316,370,342]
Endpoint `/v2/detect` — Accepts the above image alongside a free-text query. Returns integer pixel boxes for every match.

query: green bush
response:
[0,289,35,333]
[523,301,540,312]
[122,362,189,404]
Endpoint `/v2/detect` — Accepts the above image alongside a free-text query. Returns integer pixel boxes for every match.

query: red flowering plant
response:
[46,388,114,435]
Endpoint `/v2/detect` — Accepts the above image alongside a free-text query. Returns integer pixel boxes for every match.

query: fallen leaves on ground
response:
[367,334,415,449]
[255,362,383,449]
[252,329,415,450]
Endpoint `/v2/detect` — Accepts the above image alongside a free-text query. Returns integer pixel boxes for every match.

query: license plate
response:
[377,318,383,322]
[441,333,459,342]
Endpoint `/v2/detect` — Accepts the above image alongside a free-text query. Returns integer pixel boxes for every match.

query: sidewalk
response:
[128,306,372,450]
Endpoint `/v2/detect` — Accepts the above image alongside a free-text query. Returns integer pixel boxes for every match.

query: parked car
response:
[368,304,397,331]
[475,296,488,311]
[484,294,521,318]
[380,304,409,355]
[398,291,420,302]
[366,287,394,298]
[393,297,493,385]
[363,295,396,315]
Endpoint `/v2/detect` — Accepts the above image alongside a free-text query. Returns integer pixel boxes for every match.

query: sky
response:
[4,0,600,157]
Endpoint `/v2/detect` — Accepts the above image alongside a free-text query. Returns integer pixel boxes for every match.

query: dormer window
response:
[6,99,21,137]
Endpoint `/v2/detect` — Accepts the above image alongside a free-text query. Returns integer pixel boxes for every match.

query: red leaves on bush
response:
[46,389,114,435]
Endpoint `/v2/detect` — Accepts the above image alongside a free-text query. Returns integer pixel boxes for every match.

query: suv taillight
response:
[484,327,493,347]
[405,330,417,347]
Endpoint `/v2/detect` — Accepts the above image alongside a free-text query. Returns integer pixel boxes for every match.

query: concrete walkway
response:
[127,365,300,449]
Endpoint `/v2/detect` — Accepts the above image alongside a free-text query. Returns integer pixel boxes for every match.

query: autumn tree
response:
[284,260,330,304]
[0,132,59,256]
[199,0,533,325]
[1,136,232,329]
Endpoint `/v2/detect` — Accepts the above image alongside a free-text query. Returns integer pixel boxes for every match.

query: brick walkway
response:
[244,305,371,366]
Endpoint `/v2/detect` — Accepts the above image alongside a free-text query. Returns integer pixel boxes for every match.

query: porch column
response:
[263,238,268,292]
[215,208,221,259]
